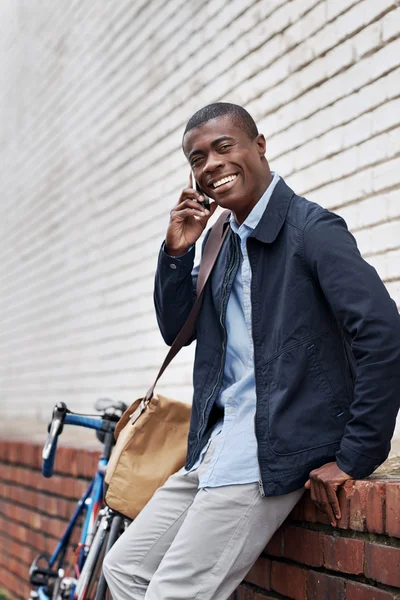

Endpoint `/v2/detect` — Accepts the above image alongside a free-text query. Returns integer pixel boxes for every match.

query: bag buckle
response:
[129,399,148,425]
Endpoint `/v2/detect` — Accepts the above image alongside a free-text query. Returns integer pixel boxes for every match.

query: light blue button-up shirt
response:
[188,172,280,487]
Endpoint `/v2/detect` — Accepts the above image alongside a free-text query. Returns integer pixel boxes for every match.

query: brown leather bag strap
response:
[144,210,230,402]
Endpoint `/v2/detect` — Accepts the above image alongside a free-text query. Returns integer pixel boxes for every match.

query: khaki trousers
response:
[103,438,304,600]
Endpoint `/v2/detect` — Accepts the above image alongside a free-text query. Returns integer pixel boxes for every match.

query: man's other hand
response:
[304,462,353,526]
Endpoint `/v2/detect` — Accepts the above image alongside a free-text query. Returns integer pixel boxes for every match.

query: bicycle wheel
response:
[74,513,108,600]
[94,515,124,600]
[85,535,108,600]
[77,512,123,600]
[51,569,64,600]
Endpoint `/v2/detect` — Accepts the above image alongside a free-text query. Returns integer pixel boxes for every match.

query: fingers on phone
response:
[171,207,207,222]
[180,190,204,205]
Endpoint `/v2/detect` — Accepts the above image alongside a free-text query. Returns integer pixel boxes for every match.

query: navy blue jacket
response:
[154,178,400,495]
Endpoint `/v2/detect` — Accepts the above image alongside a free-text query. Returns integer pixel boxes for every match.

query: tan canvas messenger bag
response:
[104,210,230,520]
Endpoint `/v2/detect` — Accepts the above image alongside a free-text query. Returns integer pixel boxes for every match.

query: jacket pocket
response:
[307,343,346,417]
[267,336,348,455]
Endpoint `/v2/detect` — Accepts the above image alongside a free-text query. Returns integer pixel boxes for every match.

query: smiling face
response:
[183,115,271,223]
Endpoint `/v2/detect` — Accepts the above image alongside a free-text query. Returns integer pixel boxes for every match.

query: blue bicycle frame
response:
[32,412,113,600]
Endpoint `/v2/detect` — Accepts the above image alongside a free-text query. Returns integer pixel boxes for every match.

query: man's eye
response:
[220,144,231,151]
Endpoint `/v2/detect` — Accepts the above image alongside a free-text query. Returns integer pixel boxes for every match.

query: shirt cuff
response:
[162,242,194,258]
[158,241,195,281]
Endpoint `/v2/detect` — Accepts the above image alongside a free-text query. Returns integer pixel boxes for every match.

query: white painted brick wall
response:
[0,0,399,446]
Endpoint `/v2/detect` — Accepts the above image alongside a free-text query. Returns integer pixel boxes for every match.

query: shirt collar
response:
[230,172,280,236]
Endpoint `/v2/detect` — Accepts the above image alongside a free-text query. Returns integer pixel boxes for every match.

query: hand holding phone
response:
[164,173,217,256]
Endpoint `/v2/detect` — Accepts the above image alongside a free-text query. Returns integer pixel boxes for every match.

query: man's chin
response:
[213,194,240,211]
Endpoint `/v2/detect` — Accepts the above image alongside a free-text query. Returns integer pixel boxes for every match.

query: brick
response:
[237,589,288,600]
[357,219,400,257]
[271,561,307,600]
[236,586,255,600]
[336,481,353,529]
[322,534,364,574]
[365,542,400,587]
[385,483,400,538]
[349,481,369,532]
[282,526,323,567]
[244,556,271,590]
[301,492,317,523]
[346,581,396,600]
[264,528,283,557]
[307,570,345,600]
[288,498,304,522]
[8,442,22,464]
[365,482,386,534]
[315,508,331,526]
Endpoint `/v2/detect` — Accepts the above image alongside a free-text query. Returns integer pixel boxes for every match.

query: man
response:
[104,103,400,599]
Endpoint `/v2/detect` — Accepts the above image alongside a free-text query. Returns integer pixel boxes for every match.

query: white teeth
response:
[213,174,237,188]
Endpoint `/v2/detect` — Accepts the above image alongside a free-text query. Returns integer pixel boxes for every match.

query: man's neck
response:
[233,171,273,225]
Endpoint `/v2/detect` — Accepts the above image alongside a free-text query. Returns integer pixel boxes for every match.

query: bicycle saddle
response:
[94,397,128,413]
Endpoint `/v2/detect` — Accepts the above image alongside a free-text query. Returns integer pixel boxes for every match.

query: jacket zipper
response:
[246,238,265,498]
[194,233,239,456]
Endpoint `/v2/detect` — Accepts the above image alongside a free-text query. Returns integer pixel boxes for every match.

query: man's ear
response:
[255,133,266,157]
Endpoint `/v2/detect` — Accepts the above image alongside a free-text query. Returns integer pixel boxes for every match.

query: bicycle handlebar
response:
[42,403,68,478]
[65,414,105,429]
[41,403,118,478]
[42,429,59,478]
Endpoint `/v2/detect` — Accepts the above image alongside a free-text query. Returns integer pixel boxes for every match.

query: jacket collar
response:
[221,177,294,244]
[250,177,294,244]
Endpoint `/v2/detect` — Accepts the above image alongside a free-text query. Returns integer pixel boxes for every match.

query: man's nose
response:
[203,152,223,173]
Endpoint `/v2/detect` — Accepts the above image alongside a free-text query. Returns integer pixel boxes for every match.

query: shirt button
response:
[227,407,233,414]
[169,263,177,270]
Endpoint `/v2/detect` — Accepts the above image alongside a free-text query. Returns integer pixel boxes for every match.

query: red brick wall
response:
[0,441,98,599]
[0,441,399,600]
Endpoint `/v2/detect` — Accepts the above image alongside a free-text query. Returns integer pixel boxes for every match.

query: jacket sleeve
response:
[153,229,211,346]
[303,209,400,478]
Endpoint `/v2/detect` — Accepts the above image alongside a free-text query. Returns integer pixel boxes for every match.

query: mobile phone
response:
[196,183,210,210]
[192,171,210,210]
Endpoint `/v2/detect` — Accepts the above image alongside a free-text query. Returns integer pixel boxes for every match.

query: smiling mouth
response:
[211,173,238,190]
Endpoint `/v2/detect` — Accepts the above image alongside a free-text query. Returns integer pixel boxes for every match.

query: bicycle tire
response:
[51,572,63,600]
[75,514,108,599]
[85,536,108,600]
[94,515,123,600]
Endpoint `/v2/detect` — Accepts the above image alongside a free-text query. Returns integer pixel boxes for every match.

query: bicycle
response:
[28,398,128,600]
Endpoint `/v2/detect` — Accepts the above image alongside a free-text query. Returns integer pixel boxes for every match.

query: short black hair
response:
[183,102,259,141]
